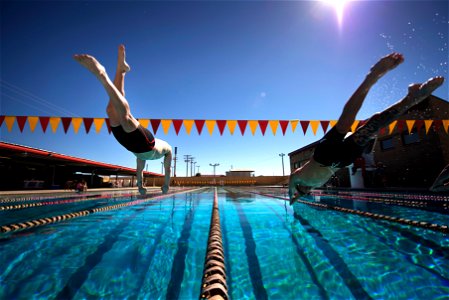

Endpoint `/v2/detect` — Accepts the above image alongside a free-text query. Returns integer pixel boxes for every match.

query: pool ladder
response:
[200,188,229,299]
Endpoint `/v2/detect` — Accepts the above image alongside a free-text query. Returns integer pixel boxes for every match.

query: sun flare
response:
[321,0,350,26]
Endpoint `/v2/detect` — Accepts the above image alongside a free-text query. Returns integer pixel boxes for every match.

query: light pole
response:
[196,165,200,174]
[184,155,192,177]
[279,153,285,176]
[190,157,195,177]
[210,163,220,177]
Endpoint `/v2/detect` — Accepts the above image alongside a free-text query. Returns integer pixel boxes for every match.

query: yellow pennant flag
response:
[329,120,338,129]
[310,120,320,135]
[406,120,415,134]
[269,120,278,135]
[183,120,194,135]
[205,120,216,136]
[138,119,150,128]
[28,116,39,132]
[72,118,83,134]
[443,120,449,134]
[5,116,15,132]
[290,120,298,133]
[388,121,397,134]
[161,119,172,134]
[350,120,360,133]
[227,120,237,135]
[94,118,104,133]
[248,120,258,136]
[49,117,60,133]
[424,120,433,134]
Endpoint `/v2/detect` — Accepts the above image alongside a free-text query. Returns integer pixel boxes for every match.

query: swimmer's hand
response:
[138,186,147,195]
[161,185,169,194]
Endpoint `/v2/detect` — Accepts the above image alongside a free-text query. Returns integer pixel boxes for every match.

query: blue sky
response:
[1,0,448,176]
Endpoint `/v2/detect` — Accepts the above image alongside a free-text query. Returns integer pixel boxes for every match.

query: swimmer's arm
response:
[136,158,147,195]
[162,150,172,194]
[430,165,449,192]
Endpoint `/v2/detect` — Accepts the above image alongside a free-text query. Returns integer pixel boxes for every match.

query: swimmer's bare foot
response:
[369,52,404,81]
[118,44,131,73]
[407,76,445,106]
[73,54,107,79]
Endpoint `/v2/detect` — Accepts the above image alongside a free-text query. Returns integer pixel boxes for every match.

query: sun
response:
[321,0,350,27]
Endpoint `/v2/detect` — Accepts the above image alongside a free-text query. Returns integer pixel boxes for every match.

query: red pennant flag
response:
[105,118,112,134]
[0,115,4,127]
[414,120,424,132]
[238,120,248,135]
[195,120,205,135]
[216,120,227,135]
[396,120,405,133]
[432,120,442,132]
[150,119,161,135]
[172,119,183,135]
[39,116,50,133]
[258,120,268,136]
[16,116,27,132]
[83,118,93,134]
[379,127,386,135]
[300,121,310,134]
[61,117,72,133]
[279,120,289,135]
[320,121,330,133]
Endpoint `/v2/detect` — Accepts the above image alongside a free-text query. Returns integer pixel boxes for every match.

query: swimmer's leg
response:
[352,76,445,146]
[74,52,138,132]
[334,53,404,134]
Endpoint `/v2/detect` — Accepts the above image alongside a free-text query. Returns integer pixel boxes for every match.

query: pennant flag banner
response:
[1,115,448,136]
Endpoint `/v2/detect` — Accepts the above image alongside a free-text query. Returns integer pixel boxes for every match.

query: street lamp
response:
[210,163,220,177]
[279,153,285,176]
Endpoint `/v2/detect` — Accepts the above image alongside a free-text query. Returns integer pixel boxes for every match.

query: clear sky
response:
[1,0,448,176]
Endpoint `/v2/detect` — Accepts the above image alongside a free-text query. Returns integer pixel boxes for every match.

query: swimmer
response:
[74,45,172,195]
[430,164,449,192]
[289,52,445,204]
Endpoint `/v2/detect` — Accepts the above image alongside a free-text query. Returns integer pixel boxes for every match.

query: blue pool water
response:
[0,187,448,299]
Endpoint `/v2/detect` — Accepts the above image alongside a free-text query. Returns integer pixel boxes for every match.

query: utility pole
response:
[279,153,285,176]
[184,155,192,177]
[210,163,220,177]
[193,162,197,176]
[196,165,200,174]
[190,157,195,177]
[173,147,177,177]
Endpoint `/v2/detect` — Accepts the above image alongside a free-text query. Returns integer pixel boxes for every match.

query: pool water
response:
[0,187,448,299]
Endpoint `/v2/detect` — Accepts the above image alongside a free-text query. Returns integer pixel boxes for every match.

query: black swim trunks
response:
[313,127,364,168]
[111,125,155,153]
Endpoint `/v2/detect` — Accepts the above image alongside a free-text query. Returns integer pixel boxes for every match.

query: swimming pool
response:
[1,187,448,299]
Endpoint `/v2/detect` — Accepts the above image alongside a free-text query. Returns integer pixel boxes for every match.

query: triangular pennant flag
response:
[49,117,61,133]
[183,120,194,135]
[259,120,268,136]
[5,116,15,132]
[320,121,330,133]
[94,118,104,133]
[406,120,415,134]
[310,120,320,135]
[300,120,310,134]
[206,120,216,136]
[105,118,112,134]
[269,120,278,135]
[279,120,289,135]
[350,120,360,133]
[379,127,386,135]
[0,115,4,128]
[39,116,50,133]
[138,119,149,128]
[227,120,237,135]
[172,119,183,135]
[150,119,161,135]
[28,116,39,132]
[248,120,258,136]
[290,120,298,133]
[195,120,205,135]
[16,116,27,132]
[237,120,248,135]
[396,120,405,133]
[442,120,449,134]
[83,118,93,134]
[414,120,424,133]
[329,120,338,128]
[72,118,83,134]
[424,120,433,134]
[432,120,442,132]
[216,120,227,135]
[61,117,72,133]
[388,120,397,134]
[161,119,172,134]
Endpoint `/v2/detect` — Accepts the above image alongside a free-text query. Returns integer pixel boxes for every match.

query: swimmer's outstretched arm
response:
[430,164,449,192]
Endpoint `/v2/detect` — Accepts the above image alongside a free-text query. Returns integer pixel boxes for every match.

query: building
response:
[288,95,449,189]
[225,170,255,177]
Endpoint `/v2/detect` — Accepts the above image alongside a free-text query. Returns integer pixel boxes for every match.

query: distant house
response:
[288,95,449,189]
[226,170,255,177]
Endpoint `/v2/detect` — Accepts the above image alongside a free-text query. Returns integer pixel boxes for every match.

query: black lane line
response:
[233,200,268,300]
[218,192,234,297]
[293,211,373,300]
[54,199,159,300]
[264,202,329,300]
[165,196,197,300]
